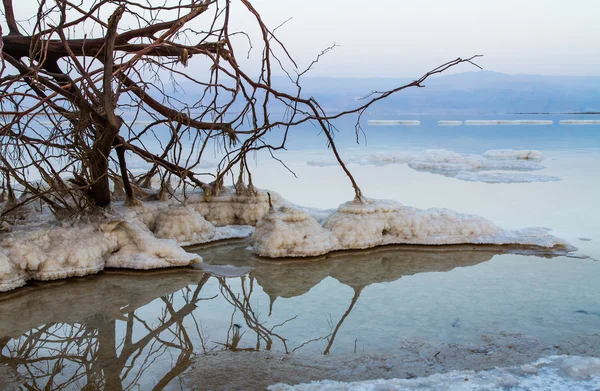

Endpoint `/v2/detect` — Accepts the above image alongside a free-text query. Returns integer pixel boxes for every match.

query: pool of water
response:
[1,117,600,390]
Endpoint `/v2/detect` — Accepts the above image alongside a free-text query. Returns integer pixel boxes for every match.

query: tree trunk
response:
[88,149,112,207]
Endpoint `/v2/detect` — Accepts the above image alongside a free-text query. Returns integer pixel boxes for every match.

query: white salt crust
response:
[252,206,339,258]
[308,149,545,168]
[455,171,561,184]
[252,198,570,258]
[0,188,266,292]
[154,206,216,246]
[188,187,283,226]
[307,149,555,184]
[0,190,574,289]
[269,355,600,391]
[482,149,545,161]
[105,219,201,269]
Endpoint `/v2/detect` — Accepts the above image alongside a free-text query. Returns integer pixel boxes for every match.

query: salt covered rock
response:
[252,198,571,257]
[2,224,118,282]
[324,199,401,250]
[0,250,27,292]
[188,187,282,226]
[106,219,201,269]
[384,206,501,245]
[154,206,216,246]
[125,202,165,231]
[252,206,338,257]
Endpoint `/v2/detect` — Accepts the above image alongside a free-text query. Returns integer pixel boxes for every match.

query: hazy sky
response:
[3,0,599,78]
[239,0,600,78]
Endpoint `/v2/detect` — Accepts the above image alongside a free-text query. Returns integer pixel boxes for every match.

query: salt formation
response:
[307,149,555,184]
[455,172,561,184]
[0,250,27,292]
[407,149,545,172]
[250,198,570,258]
[0,223,120,291]
[252,206,339,257]
[438,120,463,126]
[482,149,545,161]
[325,199,502,249]
[464,120,553,125]
[106,219,201,269]
[154,206,216,246]
[559,119,600,125]
[324,199,404,249]
[268,355,600,391]
[367,120,420,126]
[307,153,416,167]
[188,187,282,226]
[124,202,166,231]
[308,149,545,170]
[0,215,203,292]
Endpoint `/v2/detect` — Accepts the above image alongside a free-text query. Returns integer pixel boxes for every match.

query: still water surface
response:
[1,115,599,389]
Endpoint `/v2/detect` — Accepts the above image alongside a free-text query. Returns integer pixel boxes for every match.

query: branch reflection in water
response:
[0,241,569,390]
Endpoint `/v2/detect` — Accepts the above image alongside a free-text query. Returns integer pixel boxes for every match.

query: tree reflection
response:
[1,274,213,390]
[0,241,574,389]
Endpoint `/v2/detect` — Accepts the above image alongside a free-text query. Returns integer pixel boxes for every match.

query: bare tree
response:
[0,0,480,217]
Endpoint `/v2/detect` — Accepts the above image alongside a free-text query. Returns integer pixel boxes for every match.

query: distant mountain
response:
[155,71,600,117]
[279,71,600,115]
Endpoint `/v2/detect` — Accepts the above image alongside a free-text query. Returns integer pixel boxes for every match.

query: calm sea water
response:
[1,115,599,390]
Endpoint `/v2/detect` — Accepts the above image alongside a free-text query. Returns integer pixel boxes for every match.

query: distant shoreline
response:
[512,112,600,115]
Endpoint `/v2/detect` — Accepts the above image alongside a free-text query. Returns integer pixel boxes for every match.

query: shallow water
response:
[2,115,600,389]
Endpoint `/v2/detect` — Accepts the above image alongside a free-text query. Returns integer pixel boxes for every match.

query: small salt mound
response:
[455,172,561,184]
[324,199,402,250]
[154,206,216,246]
[384,207,501,244]
[106,219,201,269]
[252,206,339,257]
[189,187,282,226]
[483,149,545,161]
[126,203,165,231]
[0,251,27,292]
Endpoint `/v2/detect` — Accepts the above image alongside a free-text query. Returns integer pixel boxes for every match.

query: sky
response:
[232,0,600,78]
[2,0,600,79]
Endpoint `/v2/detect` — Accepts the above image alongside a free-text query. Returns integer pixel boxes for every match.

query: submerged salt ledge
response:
[307,149,558,184]
[251,198,570,258]
[455,172,561,184]
[269,355,600,391]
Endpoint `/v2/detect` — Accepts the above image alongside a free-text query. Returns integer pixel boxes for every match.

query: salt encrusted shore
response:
[177,334,600,391]
[0,187,270,292]
[1,187,577,292]
[251,198,572,258]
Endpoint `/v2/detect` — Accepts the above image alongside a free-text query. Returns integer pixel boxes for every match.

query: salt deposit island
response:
[0,181,575,293]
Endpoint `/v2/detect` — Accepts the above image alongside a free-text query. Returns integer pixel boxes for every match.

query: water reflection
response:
[0,243,572,390]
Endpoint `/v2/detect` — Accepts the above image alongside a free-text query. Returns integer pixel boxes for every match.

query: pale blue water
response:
[1,115,599,390]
